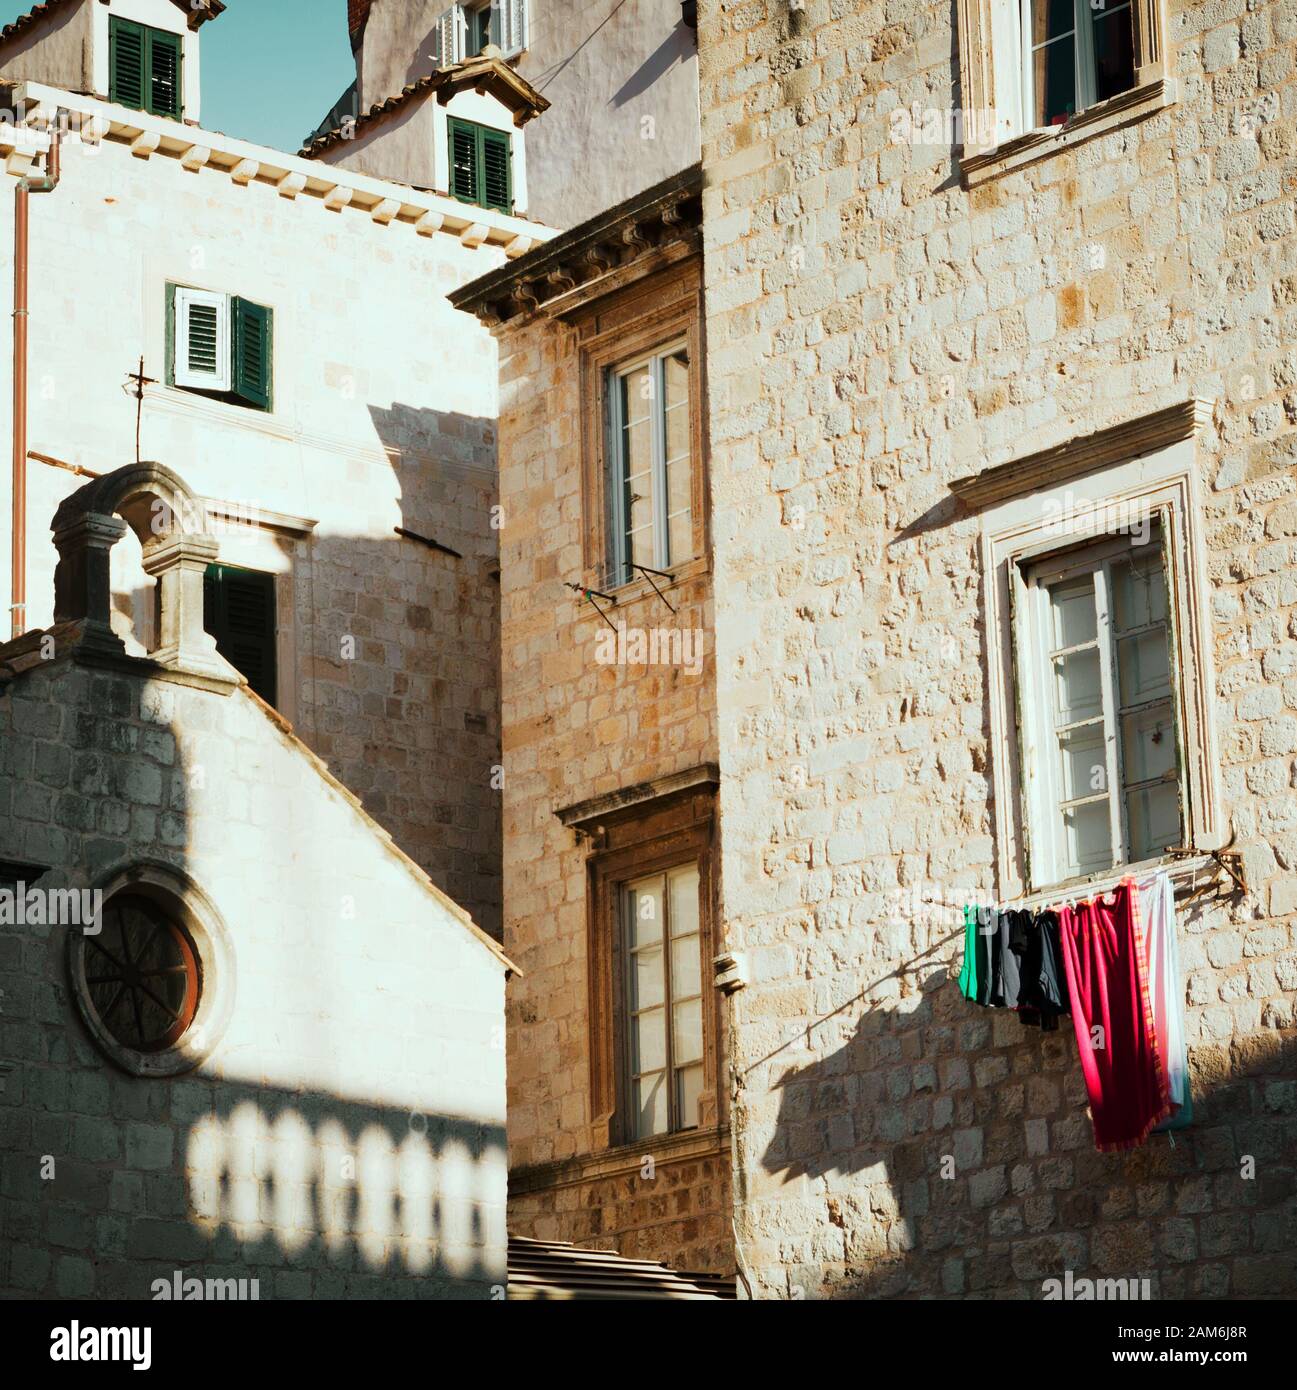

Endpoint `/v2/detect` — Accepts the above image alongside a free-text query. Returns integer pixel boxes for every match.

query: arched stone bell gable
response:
[50,462,237,685]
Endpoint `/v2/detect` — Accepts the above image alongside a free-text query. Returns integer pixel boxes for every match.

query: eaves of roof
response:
[300,53,550,159]
[0,0,224,47]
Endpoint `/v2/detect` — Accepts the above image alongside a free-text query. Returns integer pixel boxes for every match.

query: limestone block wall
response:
[0,126,507,934]
[697,0,1297,1297]
[495,309,730,1273]
[0,655,509,1299]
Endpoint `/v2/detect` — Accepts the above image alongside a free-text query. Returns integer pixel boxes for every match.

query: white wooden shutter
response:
[437,5,466,65]
[990,0,1025,144]
[501,0,527,55]
[174,287,230,391]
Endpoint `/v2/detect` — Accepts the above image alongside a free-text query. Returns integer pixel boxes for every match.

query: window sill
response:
[590,554,710,605]
[1014,851,1239,911]
[960,77,1178,190]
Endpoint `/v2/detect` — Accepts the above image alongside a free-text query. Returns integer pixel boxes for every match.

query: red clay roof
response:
[0,0,224,47]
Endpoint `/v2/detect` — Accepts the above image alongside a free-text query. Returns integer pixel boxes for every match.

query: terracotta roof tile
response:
[0,0,224,47]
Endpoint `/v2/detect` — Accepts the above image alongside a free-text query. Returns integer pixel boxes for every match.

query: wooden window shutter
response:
[148,28,183,119]
[449,117,479,202]
[232,298,273,410]
[503,0,527,55]
[203,565,278,707]
[437,6,465,65]
[481,127,512,213]
[109,19,147,111]
[171,286,231,391]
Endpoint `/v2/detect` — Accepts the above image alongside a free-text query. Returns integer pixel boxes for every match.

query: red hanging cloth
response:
[1058,879,1171,1152]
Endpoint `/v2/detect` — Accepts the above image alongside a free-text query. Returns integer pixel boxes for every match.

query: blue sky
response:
[0,0,356,152]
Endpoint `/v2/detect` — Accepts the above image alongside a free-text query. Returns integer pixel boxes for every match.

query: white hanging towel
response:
[1137,869,1190,1118]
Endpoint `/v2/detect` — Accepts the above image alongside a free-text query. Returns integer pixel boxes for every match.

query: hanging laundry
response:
[1138,870,1193,1132]
[958,904,980,1002]
[1058,879,1171,1152]
[989,909,1024,1008]
[1011,909,1069,1032]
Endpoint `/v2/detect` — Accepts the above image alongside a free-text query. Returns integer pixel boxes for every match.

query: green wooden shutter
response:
[109,18,147,111]
[204,565,277,706]
[481,127,512,213]
[449,118,478,203]
[148,28,183,119]
[232,298,272,410]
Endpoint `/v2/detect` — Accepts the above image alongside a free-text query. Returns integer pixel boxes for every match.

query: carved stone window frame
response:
[957,0,1175,187]
[559,768,721,1153]
[953,400,1224,902]
[575,258,708,592]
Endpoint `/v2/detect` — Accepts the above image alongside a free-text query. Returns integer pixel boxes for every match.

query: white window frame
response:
[607,339,692,585]
[1019,0,1135,132]
[975,408,1224,901]
[1016,527,1183,887]
[173,286,230,392]
[437,2,527,63]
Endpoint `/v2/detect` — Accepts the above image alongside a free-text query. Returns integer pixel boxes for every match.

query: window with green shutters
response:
[110,18,183,119]
[203,565,278,707]
[447,117,512,214]
[167,285,273,411]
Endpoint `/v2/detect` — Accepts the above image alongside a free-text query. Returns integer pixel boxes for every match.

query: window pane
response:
[672,996,703,1066]
[1127,782,1181,860]
[1032,0,1075,45]
[632,944,665,1011]
[1116,629,1171,706]
[627,877,663,946]
[1091,3,1135,104]
[1062,799,1111,876]
[1033,32,1077,126]
[1110,547,1167,633]
[1058,726,1106,800]
[634,1006,667,1072]
[663,348,689,408]
[620,371,655,571]
[1050,577,1098,649]
[671,934,702,1000]
[1053,647,1103,724]
[667,865,700,936]
[635,1071,668,1138]
[1120,703,1177,785]
[676,1064,704,1130]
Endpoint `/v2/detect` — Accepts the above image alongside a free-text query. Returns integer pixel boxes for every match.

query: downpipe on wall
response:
[10,128,61,640]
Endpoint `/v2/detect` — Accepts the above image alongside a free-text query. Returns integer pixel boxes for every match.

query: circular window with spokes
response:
[85,894,200,1053]
[68,864,234,1077]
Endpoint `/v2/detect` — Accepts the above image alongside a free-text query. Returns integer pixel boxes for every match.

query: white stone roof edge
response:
[4,82,560,256]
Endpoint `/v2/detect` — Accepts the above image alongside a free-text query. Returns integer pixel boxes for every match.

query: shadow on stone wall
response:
[755,929,1297,1299]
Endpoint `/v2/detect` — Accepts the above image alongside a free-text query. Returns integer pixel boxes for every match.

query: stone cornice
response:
[510,1124,730,1195]
[450,165,703,327]
[556,762,719,834]
[5,82,558,256]
[948,398,1214,509]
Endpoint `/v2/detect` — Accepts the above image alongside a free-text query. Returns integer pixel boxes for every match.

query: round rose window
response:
[85,893,200,1053]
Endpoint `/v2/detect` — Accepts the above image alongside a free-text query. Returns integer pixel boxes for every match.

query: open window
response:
[168,286,273,412]
[435,1,528,63]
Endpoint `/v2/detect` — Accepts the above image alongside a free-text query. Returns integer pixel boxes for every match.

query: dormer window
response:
[435,2,528,64]
[449,117,512,214]
[109,17,183,119]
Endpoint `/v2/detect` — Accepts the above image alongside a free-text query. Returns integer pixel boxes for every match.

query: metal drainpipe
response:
[10,128,61,640]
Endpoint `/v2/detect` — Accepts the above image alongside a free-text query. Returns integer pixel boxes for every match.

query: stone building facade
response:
[453,169,734,1274]
[333,0,701,230]
[0,0,558,936]
[694,0,1297,1297]
[1,464,512,1300]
